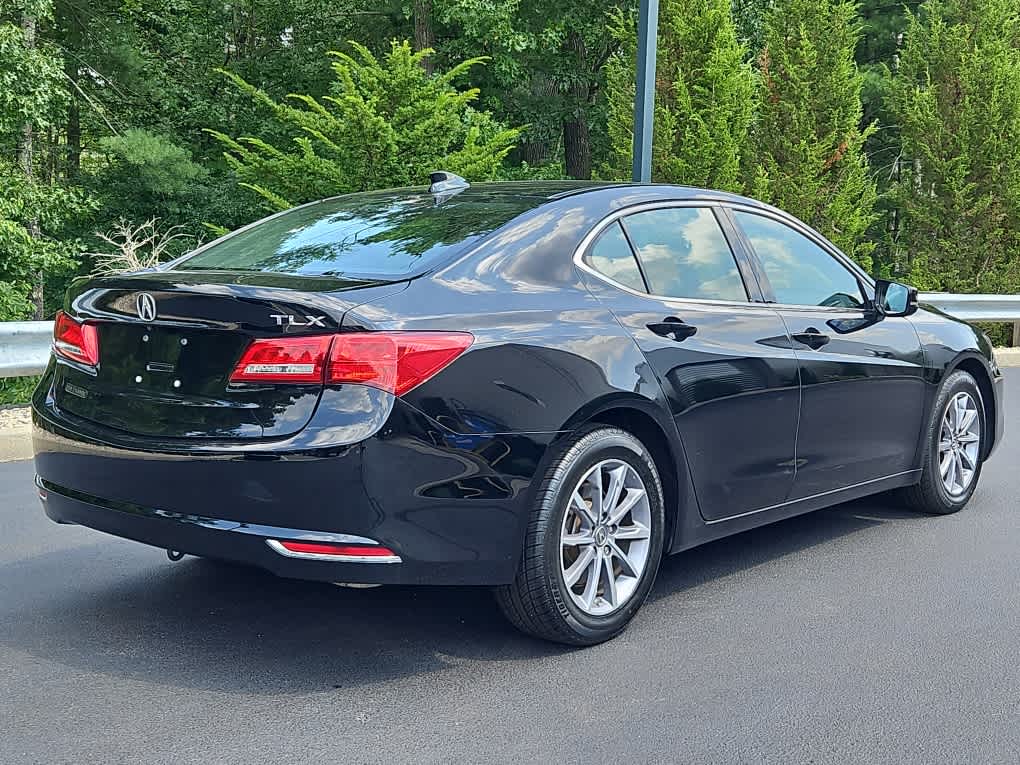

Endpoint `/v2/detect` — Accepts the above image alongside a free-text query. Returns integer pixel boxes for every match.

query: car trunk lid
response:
[52,270,407,440]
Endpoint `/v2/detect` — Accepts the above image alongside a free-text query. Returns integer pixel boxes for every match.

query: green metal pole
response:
[632,0,659,182]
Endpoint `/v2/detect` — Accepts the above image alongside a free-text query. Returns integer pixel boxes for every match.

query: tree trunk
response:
[67,99,81,179]
[18,13,44,319]
[562,31,593,180]
[563,117,592,180]
[65,48,81,179]
[18,15,35,178]
[517,141,551,166]
[413,0,435,75]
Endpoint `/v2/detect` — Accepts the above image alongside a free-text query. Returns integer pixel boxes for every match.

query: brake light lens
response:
[229,332,472,393]
[53,311,100,367]
[229,335,333,383]
[328,332,473,395]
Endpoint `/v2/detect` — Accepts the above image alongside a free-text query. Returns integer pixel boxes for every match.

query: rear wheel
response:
[901,370,985,515]
[496,426,665,645]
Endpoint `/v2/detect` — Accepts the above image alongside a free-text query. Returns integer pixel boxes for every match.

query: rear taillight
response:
[327,332,473,395]
[229,332,472,394]
[229,335,333,384]
[53,310,100,367]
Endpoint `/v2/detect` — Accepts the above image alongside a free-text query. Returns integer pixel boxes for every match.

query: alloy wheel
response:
[559,459,652,616]
[938,391,981,497]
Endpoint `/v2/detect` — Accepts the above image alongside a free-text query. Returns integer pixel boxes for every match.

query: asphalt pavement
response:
[1,376,1018,764]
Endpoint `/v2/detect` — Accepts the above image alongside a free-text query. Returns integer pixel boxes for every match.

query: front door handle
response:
[647,317,697,342]
[791,327,830,349]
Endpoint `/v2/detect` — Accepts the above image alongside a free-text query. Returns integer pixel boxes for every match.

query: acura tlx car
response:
[32,173,1003,645]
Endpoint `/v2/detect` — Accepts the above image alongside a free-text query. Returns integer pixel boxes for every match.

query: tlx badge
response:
[270,314,327,327]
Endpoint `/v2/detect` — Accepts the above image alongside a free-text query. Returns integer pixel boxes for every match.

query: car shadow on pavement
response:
[649,494,921,601]
[0,494,922,695]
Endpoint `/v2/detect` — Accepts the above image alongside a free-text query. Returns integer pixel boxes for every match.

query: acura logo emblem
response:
[136,292,157,322]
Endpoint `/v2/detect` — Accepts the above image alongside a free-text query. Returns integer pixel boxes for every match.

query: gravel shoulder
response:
[0,407,31,463]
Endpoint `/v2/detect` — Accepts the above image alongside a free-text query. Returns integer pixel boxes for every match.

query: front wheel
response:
[495,426,665,645]
[901,370,985,515]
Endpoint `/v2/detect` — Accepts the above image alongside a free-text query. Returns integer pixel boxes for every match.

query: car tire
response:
[495,425,665,645]
[900,370,985,515]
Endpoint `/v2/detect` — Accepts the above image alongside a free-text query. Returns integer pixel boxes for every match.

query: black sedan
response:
[32,175,1004,645]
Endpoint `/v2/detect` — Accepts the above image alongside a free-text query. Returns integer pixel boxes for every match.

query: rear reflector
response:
[266,539,401,563]
[229,335,333,384]
[53,310,100,367]
[230,331,472,394]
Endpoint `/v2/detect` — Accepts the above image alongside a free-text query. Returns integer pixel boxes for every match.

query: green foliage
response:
[0,160,87,320]
[54,1,388,156]
[0,375,39,406]
[433,0,626,178]
[731,0,768,53]
[85,127,211,226]
[83,129,211,251]
[97,130,207,198]
[750,0,879,268]
[210,40,522,210]
[887,0,1020,294]
[0,23,63,137]
[603,0,756,192]
[0,2,65,141]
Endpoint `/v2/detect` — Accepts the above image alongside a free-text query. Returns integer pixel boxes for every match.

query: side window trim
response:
[615,219,651,293]
[727,206,870,312]
[576,201,765,305]
[713,206,768,303]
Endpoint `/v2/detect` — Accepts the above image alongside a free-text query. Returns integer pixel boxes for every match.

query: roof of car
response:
[445,180,772,210]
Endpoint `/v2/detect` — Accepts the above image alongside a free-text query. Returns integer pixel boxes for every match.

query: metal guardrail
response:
[918,293,1020,323]
[2,293,1019,377]
[1,321,54,378]
[918,293,1020,345]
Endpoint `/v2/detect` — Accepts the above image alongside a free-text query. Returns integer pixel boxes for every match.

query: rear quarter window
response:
[583,222,647,293]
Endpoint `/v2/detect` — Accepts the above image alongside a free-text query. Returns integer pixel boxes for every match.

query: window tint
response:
[584,222,647,292]
[622,207,747,302]
[178,192,541,279]
[734,211,864,308]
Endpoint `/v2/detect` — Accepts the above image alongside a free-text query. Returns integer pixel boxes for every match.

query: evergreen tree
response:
[209,41,521,211]
[750,0,878,268]
[888,0,1020,293]
[732,0,768,54]
[603,0,756,192]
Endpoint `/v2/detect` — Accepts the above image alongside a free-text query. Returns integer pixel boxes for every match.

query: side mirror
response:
[874,279,918,317]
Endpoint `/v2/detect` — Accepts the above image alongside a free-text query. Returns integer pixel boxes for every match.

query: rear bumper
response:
[32,378,558,586]
[37,477,488,585]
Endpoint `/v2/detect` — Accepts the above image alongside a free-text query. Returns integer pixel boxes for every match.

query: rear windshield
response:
[176,191,537,279]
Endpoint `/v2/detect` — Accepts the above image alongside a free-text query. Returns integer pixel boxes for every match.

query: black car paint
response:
[32,183,1004,586]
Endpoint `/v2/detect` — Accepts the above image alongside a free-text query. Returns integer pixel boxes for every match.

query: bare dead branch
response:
[88,219,198,275]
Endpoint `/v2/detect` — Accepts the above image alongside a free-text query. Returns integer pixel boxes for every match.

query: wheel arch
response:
[581,402,687,554]
[947,354,997,460]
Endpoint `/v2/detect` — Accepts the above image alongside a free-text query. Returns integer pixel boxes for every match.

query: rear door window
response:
[622,207,748,302]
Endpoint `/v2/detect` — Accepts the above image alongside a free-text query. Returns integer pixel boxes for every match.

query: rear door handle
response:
[646,317,697,342]
[791,327,830,349]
